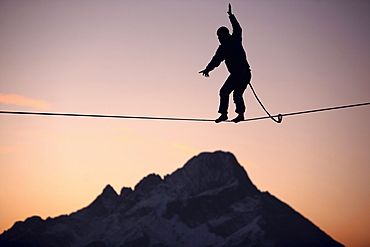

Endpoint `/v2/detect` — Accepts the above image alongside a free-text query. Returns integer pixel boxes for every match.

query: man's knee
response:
[220,87,232,97]
[233,90,244,100]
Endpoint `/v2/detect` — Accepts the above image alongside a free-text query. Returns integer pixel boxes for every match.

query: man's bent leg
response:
[233,85,247,114]
[233,72,251,114]
[232,88,247,123]
[232,72,251,123]
[218,75,235,114]
[215,75,235,123]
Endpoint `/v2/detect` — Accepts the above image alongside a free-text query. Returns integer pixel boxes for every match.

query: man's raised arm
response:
[227,4,242,40]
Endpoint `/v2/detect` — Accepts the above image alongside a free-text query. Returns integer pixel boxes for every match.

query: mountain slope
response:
[0,151,344,247]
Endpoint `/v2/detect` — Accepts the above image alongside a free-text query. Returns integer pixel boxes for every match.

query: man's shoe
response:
[215,114,228,123]
[232,114,244,123]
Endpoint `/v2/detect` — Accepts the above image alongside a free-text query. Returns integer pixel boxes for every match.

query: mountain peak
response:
[102,184,118,198]
[164,151,258,197]
[134,173,163,194]
[0,151,344,247]
[81,184,118,217]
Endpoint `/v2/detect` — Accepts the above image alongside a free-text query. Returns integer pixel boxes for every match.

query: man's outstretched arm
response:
[199,47,225,77]
[199,4,231,77]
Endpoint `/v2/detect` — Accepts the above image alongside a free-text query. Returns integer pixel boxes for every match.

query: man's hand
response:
[227,3,232,15]
[199,69,210,77]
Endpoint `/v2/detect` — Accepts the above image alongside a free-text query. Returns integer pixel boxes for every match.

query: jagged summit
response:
[102,184,118,197]
[134,173,163,196]
[164,151,258,197]
[0,151,343,247]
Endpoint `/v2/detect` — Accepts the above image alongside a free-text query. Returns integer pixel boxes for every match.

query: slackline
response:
[0,102,369,123]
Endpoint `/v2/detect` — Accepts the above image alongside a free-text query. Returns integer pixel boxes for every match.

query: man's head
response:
[217,26,230,44]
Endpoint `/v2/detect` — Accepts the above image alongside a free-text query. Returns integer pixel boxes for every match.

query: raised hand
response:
[227,3,232,15]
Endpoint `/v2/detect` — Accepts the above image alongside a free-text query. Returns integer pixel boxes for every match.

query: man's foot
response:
[215,114,228,123]
[232,114,244,123]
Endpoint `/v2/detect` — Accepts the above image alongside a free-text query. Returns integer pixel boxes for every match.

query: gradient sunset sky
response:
[0,1,369,246]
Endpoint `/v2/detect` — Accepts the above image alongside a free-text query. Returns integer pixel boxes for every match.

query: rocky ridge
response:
[0,151,344,247]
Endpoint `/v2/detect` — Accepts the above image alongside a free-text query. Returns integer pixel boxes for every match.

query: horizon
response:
[0,1,369,246]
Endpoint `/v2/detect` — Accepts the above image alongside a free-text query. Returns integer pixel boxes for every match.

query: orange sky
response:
[0,1,369,246]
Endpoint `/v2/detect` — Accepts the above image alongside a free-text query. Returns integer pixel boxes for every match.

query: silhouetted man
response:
[199,4,251,123]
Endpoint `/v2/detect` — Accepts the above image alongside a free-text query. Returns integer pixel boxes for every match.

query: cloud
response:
[172,143,199,154]
[0,93,51,110]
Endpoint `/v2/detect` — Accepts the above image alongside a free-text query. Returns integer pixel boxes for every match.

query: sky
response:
[0,0,369,246]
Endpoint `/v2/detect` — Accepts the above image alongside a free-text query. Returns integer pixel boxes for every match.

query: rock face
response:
[0,151,344,247]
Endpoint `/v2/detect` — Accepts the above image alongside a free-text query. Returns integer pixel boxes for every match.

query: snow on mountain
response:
[0,151,344,247]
